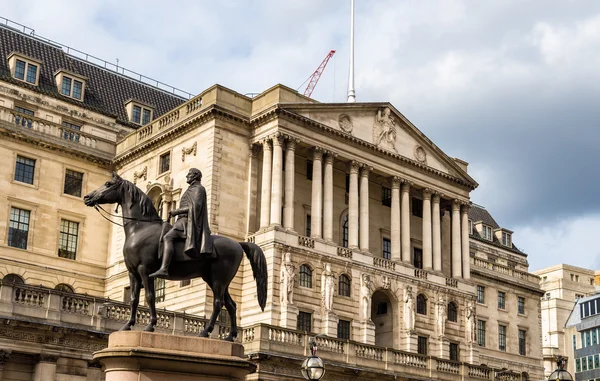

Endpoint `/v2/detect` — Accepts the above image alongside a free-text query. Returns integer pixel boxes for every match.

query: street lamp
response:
[301,339,325,380]
[548,356,573,381]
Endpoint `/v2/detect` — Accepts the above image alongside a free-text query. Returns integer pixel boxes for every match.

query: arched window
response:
[417,294,427,315]
[55,283,74,293]
[299,264,312,288]
[339,274,351,297]
[448,302,458,322]
[2,274,24,284]
[342,214,348,248]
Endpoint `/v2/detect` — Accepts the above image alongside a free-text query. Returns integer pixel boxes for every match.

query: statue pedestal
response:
[321,311,339,337]
[465,342,480,364]
[93,331,255,381]
[280,303,298,329]
[404,331,417,352]
[360,320,376,345]
[437,336,449,359]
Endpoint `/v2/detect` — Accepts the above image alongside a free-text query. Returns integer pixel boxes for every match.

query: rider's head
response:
[187,168,202,184]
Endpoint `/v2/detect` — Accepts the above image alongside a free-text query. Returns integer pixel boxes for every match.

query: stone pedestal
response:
[437,337,449,359]
[321,311,339,337]
[404,332,417,353]
[465,342,480,364]
[360,320,376,345]
[280,304,298,329]
[93,331,255,381]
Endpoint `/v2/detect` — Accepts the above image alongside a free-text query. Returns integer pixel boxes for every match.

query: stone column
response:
[259,139,272,229]
[451,200,462,278]
[270,134,284,226]
[422,188,432,270]
[246,144,261,233]
[462,203,471,280]
[0,349,11,380]
[401,181,412,263]
[283,138,297,231]
[348,161,360,248]
[432,192,442,272]
[323,152,335,242]
[310,148,324,239]
[33,355,58,381]
[390,177,401,261]
[359,165,371,252]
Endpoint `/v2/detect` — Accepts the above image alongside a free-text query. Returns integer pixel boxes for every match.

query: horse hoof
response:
[144,325,155,332]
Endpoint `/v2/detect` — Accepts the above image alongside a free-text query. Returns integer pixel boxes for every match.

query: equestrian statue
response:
[84,169,267,341]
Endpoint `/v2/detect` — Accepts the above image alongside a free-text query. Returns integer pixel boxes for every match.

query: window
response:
[159,152,170,174]
[382,186,391,207]
[14,155,35,184]
[180,279,191,287]
[502,232,511,247]
[576,358,581,372]
[58,219,79,260]
[61,121,81,142]
[60,76,84,100]
[583,356,588,371]
[64,169,84,197]
[142,108,152,125]
[477,320,486,347]
[413,248,423,269]
[573,335,577,351]
[337,319,351,340]
[468,219,472,234]
[518,296,525,314]
[481,225,492,240]
[14,106,34,128]
[498,291,506,309]
[338,274,351,297]
[519,329,526,355]
[376,302,388,315]
[595,354,599,369]
[2,274,24,284]
[417,294,427,315]
[594,329,598,345]
[54,283,74,293]
[14,59,38,84]
[15,106,35,116]
[8,207,30,249]
[342,213,348,248]
[130,104,153,125]
[297,311,312,332]
[448,302,458,322]
[498,324,507,351]
[382,238,391,260]
[299,265,312,288]
[155,278,165,303]
[477,285,485,304]
[417,336,428,355]
[306,160,313,180]
[345,173,350,192]
[305,215,311,237]
[412,197,423,217]
[123,286,131,303]
[449,342,459,361]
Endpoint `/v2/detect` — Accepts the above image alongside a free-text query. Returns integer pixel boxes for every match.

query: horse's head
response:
[84,172,124,207]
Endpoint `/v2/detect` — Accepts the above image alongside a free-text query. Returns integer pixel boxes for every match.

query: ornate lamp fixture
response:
[301,339,325,380]
[548,356,573,381]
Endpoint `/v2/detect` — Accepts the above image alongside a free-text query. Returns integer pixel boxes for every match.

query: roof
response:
[468,204,525,256]
[0,24,187,126]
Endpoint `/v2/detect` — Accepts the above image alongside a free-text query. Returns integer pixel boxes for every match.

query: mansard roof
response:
[0,24,186,126]
[469,204,525,256]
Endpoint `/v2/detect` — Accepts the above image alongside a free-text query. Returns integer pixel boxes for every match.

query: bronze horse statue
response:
[83,172,267,341]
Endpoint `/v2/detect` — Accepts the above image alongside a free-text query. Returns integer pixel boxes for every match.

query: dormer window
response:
[7,52,41,85]
[124,100,153,125]
[501,232,511,247]
[54,70,87,101]
[481,225,492,240]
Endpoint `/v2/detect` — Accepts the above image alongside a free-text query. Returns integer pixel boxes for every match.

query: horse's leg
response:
[120,272,141,331]
[139,266,157,332]
[223,289,237,342]
[199,284,224,338]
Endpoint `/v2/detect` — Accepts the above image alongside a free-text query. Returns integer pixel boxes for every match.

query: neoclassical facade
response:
[0,20,544,381]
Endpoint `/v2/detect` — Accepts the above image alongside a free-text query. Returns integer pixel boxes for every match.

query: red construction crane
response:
[303,50,336,97]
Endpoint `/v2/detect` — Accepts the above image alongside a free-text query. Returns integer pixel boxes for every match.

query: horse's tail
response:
[239,241,267,311]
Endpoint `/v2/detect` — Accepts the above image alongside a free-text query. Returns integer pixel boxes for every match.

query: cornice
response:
[251,106,476,191]
[471,269,544,296]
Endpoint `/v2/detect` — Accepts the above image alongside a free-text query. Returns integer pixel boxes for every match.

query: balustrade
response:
[268,327,303,346]
[61,295,91,314]
[373,257,395,271]
[393,351,427,368]
[467,364,492,379]
[471,257,536,283]
[13,286,45,307]
[446,278,458,288]
[298,236,315,248]
[436,359,460,374]
[337,246,352,258]
[414,269,428,279]
[355,344,383,360]
[316,336,345,354]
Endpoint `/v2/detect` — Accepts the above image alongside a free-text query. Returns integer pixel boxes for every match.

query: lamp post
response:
[301,339,325,380]
[548,356,573,381]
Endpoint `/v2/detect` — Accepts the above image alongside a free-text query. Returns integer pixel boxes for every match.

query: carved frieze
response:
[181,141,197,162]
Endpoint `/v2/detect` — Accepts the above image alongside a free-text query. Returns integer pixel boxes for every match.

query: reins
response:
[93,205,163,227]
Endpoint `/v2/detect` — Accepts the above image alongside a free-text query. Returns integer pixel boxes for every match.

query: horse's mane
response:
[119,179,160,219]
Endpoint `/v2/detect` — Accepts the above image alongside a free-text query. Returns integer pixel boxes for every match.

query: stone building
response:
[535,264,597,376]
[0,18,544,381]
[564,293,600,380]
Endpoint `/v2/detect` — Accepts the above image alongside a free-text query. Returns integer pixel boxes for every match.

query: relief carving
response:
[133,166,147,184]
[414,145,427,164]
[182,141,197,162]
[338,114,353,134]
[373,108,398,153]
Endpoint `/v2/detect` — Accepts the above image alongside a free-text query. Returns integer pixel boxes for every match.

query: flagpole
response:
[347,0,356,103]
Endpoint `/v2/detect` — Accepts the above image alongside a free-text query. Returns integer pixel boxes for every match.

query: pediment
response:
[281,103,476,188]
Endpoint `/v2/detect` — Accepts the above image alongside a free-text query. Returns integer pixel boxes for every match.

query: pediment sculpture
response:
[373,107,398,153]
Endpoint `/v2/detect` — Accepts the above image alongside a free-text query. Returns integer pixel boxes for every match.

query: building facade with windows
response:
[535,264,598,377]
[0,18,544,381]
[565,293,600,381]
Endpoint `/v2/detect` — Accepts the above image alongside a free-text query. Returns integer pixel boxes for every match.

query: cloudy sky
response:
[4,0,599,270]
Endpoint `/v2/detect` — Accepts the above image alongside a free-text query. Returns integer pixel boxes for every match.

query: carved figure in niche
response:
[436,293,447,337]
[374,108,398,153]
[280,252,296,306]
[321,263,335,311]
[404,285,415,332]
[360,274,373,321]
[466,300,476,343]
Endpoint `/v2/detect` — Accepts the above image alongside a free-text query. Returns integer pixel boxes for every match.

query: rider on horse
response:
[149,168,215,279]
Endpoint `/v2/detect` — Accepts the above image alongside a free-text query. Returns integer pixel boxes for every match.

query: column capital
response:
[348,160,361,174]
[271,133,285,146]
[35,354,59,363]
[260,138,272,150]
[286,137,300,151]
[312,147,324,160]
[360,165,372,177]
[401,180,412,192]
[461,202,471,214]
[391,176,401,189]
[451,199,462,211]
[324,152,337,165]
[432,192,442,203]
[422,188,432,200]
[249,143,261,158]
